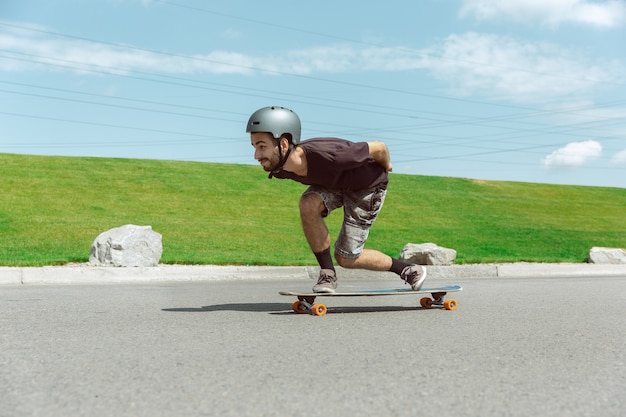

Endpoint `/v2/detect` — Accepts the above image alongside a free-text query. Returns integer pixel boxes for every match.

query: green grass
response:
[1,153,624,266]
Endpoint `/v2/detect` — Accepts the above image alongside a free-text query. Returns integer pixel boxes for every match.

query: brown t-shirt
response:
[272,138,388,190]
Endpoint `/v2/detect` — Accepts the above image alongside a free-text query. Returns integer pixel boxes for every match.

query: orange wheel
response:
[292,301,307,314]
[311,303,327,316]
[443,299,457,311]
[420,297,433,309]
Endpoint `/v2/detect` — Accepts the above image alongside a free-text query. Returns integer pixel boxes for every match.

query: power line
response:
[157,0,624,88]
[0,20,562,113]
[2,53,623,145]
[0,10,624,181]
[2,19,624,126]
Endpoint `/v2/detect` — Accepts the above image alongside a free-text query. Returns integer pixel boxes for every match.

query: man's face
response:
[251,132,280,172]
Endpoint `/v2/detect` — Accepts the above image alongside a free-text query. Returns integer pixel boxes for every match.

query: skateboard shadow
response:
[163,304,440,315]
[162,302,288,313]
[292,306,423,315]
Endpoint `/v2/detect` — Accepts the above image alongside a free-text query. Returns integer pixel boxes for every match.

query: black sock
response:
[389,258,409,276]
[314,248,335,272]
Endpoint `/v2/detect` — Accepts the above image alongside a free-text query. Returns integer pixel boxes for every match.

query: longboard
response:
[279,285,462,316]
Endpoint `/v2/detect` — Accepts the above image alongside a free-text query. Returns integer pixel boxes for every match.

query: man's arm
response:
[367,141,393,172]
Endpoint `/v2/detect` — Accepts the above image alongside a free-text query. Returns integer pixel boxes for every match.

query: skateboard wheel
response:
[420,297,433,309]
[443,299,457,311]
[311,304,327,316]
[292,301,307,314]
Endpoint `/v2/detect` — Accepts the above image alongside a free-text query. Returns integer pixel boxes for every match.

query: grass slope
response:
[1,153,624,266]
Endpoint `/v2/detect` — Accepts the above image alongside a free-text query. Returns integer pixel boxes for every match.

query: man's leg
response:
[300,192,338,293]
[335,249,391,271]
[336,251,426,290]
[300,190,395,271]
[334,187,427,290]
[299,192,330,254]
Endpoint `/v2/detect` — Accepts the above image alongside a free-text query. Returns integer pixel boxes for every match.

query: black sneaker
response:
[312,269,338,293]
[401,264,427,290]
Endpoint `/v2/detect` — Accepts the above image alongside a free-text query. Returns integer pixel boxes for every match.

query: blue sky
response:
[1,0,625,188]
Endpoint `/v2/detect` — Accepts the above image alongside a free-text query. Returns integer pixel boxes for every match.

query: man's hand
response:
[367,141,393,172]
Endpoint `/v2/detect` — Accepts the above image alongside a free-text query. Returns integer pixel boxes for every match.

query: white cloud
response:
[423,32,620,102]
[1,21,621,104]
[0,22,255,75]
[460,0,626,28]
[610,149,626,165]
[542,140,603,169]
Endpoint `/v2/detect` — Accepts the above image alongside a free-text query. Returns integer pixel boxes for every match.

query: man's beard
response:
[259,157,280,172]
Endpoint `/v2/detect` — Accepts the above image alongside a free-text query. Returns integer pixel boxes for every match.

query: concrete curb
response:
[1,263,626,285]
[428,262,626,278]
[0,265,312,286]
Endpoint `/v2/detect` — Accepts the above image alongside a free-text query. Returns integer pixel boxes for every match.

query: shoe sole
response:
[313,287,336,294]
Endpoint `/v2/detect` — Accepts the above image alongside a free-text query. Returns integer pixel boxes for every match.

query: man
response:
[247,106,426,293]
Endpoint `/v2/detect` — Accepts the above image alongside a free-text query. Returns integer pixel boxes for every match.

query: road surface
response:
[1,275,624,416]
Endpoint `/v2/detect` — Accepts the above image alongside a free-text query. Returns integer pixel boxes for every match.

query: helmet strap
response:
[268,141,293,179]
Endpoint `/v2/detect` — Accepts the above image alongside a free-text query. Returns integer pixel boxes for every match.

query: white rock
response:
[89,224,162,267]
[400,243,457,266]
[587,247,626,264]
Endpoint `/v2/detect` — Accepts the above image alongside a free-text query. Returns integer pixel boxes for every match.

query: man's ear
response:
[278,136,290,151]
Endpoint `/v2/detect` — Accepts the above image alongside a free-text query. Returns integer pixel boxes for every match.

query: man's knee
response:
[299,193,325,217]
[335,253,358,268]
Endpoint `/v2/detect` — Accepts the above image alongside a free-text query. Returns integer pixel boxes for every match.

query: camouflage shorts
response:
[302,185,387,258]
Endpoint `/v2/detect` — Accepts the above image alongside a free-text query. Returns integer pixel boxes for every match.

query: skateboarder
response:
[247,106,427,293]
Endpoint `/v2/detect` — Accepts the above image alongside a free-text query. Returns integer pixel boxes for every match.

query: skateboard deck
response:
[280,285,462,316]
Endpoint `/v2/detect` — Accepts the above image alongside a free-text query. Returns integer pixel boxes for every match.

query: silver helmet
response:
[246,106,301,144]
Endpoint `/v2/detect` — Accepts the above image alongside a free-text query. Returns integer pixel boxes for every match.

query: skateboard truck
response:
[292,296,327,316]
[419,291,457,310]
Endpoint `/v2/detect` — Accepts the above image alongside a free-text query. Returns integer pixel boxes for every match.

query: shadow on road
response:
[162,303,288,313]
[162,304,437,315]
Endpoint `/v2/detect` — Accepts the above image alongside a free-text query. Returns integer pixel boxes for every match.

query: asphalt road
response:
[1,275,624,417]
